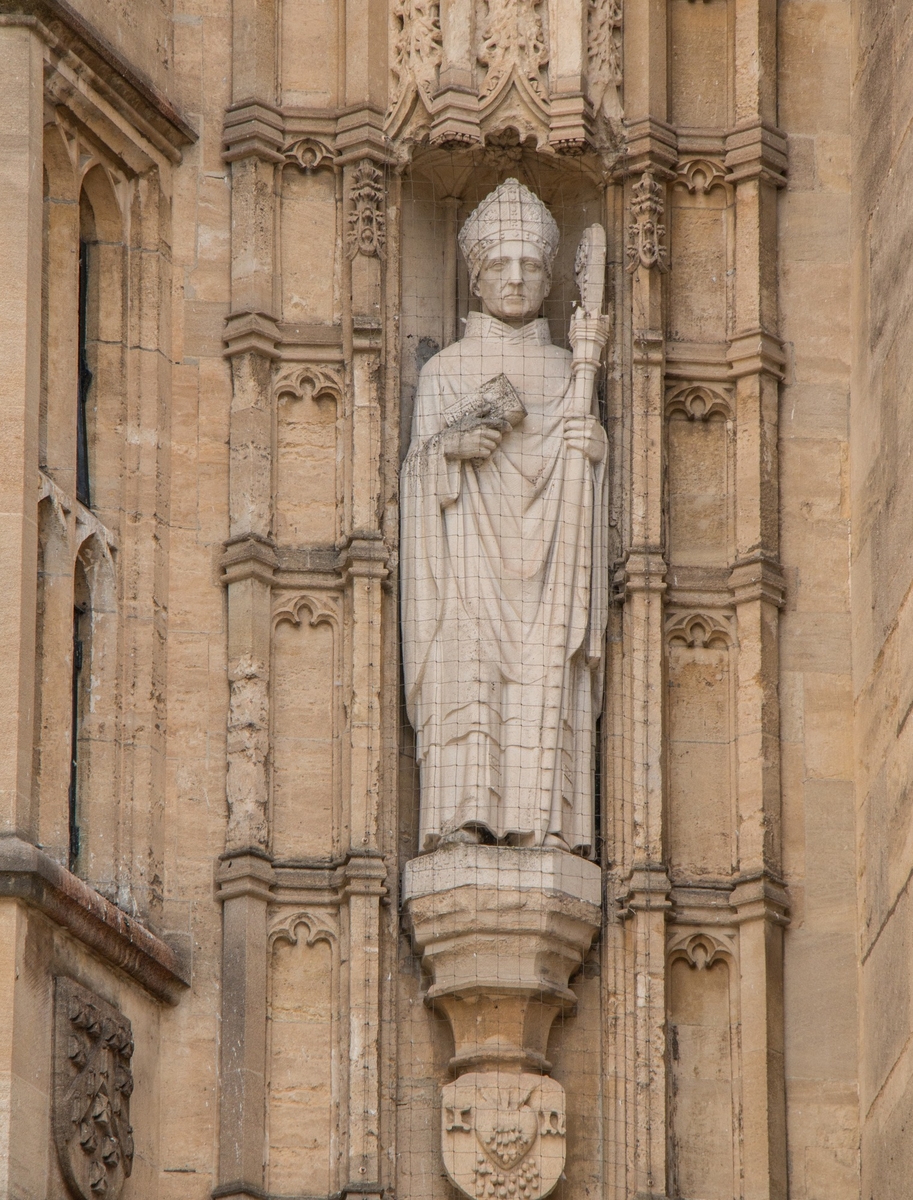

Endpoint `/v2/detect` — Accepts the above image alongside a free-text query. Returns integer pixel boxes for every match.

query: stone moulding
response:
[0,836,188,1005]
[403,845,601,1200]
[0,0,196,161]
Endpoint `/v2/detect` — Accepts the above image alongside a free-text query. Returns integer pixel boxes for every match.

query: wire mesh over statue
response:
[401,178,610,857]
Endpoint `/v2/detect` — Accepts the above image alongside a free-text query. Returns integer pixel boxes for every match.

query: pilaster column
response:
[337,851,388,1199]
[217,8,280,1197]
[0,25,43,840]
[213,852,275,1200]
[727,0,789,1193]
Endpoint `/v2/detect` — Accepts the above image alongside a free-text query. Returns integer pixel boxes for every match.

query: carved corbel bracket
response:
[403,845,601,1200]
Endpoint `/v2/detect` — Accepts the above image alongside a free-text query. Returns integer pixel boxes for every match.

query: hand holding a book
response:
[440,418,507,462]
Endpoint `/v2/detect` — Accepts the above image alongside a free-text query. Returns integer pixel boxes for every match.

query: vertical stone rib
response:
[217,5,281,1198]
[0,26,43,841]
[726,0,789,1192]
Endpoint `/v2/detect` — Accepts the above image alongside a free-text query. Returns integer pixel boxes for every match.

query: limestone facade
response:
[0,0,892,1198]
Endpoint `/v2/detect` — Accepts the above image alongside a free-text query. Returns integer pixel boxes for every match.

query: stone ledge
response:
[0,836,189,1005]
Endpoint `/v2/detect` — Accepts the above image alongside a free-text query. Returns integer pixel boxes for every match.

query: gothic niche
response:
[54,978,134,1200]
[400,161,608,1200]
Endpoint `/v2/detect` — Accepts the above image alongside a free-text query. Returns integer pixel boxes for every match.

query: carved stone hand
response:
[563,415,607,463]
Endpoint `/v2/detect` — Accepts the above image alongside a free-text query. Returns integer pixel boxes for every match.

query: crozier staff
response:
[401,179,608,854]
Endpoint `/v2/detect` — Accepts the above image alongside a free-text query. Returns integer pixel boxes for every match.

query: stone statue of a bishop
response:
[401,179,609,855]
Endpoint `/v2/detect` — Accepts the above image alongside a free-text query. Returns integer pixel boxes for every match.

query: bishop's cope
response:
[401,180,610,855]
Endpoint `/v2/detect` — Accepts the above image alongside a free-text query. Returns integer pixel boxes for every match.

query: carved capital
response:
[727,328,786,380]
[729,871,790,927]
[619,549,667,598]
[724,120,788,187]
[222,100,285,163]
[215,850,275,904]
[337,533,391,581]
[617,862,672,918]
[221,534,278,587]
[223,310,282,360]
[728,554,786,608]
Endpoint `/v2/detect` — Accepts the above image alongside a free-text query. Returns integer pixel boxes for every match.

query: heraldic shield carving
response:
[54,978,135,1200]
[442,1073,566,1200]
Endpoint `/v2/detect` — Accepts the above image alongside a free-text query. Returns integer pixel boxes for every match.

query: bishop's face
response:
[475,238,550,326]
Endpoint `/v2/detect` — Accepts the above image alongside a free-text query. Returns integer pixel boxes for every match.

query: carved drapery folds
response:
[54,979,134,1200]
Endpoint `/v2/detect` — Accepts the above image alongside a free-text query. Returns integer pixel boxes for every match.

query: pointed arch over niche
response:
[69,532,119,895]
[78,165,127,520]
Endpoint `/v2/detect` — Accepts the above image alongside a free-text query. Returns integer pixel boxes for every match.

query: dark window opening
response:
[69,599,87,871]
[76,238,92,507]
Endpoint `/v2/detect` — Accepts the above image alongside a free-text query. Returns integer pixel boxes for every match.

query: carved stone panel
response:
[54,978,134,1200]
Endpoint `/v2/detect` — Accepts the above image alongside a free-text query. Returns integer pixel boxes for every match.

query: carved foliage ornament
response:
[478,0,549,100]
[442,1073,566,1200]
[626,170,669,273]
[348,160,386,260]
[587,0,623,119]
[391,0,443,111]
[54,979,134,1200]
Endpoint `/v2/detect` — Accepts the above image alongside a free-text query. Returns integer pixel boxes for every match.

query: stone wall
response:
[852,0,913,1191]
[0,0,895,1196]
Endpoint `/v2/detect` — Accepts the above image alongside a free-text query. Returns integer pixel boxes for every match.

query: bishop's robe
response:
[401,311,607,854]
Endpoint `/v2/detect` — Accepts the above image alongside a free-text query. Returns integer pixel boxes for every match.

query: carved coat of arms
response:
[442,1072,566,1200]
[54,978,134,1200]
